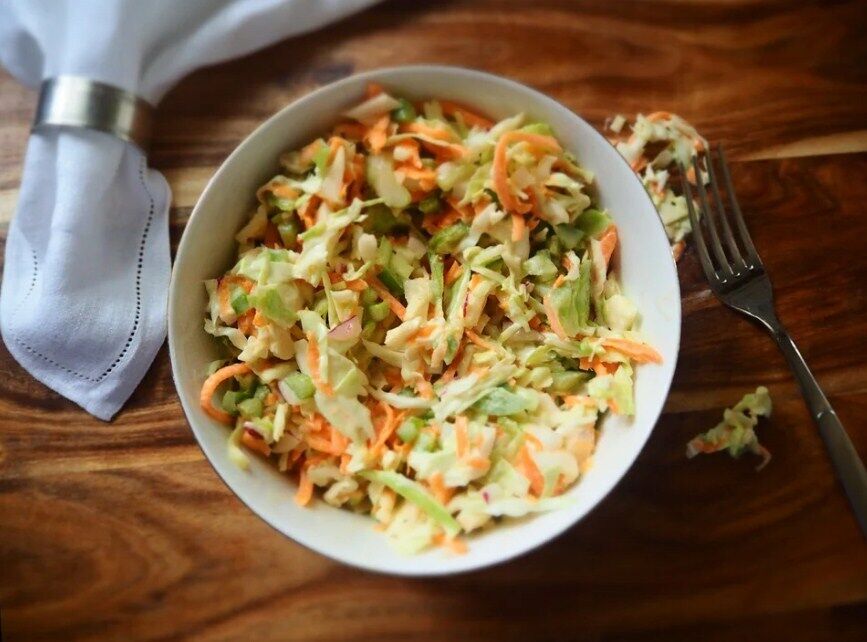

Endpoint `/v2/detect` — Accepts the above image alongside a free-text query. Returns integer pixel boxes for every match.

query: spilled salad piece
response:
[607,112,707,261]
[201,84,663,554]
[687,387,773,470]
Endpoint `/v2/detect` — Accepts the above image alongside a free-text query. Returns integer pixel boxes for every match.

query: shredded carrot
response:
[306,331,334,395]
[608,398,621,415]
[686,165,697,184]
[383,367,404,390]
[439,100,495,129]
[371,401,400,455]
[419,139,467,161]
[524,432,544,450]
[252,310,267,328]
[242,430,271,457]
[295,467,313,506]
[331,425,349,453]
[402,121,458,142]
[672,240,686,262]
[298,195,320,229]
[200,362,251,424]
[299,139,326,166]
[217,275,254,319]
[579,357,611,376]
[397,164,438,191]
[631,157,648,172]
[332,121,366,140]
[343,278,368,292]
[599,225,618,270]
[439,349,463,384]
[428,472,454,505]
[465,329,499,353]
[563,395,596,408]
[601,338,663,364]
[416,379,435,399]
[493,131,561,214]
[339,453,351,474]
[553,274,566,289]
[511,213,526,242]
[517,445,545,496]
[270,183,299,200]
[395,139,423,169]
[444,260,463,286]
[542,293,568,340]
[528,315,543,331]
[368,275,406,320]
[433,533,467,554]
[364,115,390,153]
[454,415,469,458]
[467,456,490,471]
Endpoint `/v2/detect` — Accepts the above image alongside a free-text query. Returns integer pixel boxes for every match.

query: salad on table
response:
[200,85,664,553]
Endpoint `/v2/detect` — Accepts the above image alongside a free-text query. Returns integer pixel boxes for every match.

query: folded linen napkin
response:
[0,0,378,419]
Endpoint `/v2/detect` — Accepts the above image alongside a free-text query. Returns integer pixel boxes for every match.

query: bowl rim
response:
[168,64,681,576]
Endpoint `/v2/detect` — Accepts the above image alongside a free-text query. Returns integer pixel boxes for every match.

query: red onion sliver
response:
[328,315,360,341]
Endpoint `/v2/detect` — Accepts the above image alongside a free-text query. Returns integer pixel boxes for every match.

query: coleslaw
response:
[201,85,664,553]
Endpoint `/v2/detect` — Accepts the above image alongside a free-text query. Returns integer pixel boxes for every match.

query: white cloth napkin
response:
[0,0,377,420]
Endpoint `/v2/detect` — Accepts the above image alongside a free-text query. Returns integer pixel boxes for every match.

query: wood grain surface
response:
[2,1,867,640]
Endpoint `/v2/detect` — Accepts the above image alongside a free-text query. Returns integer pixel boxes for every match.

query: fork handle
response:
[773,329,867,536]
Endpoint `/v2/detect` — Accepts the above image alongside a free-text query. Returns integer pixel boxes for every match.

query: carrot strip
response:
[465,329,499,353]
[542,293,568,340]
[439,100,494,129]
[579,357,611,376]
[364,115,390,153]
[552,275,566,289]
[402,121,458,142]
[368,275,406,320]
[306,435,343,456]
[372,402,403,455]
[511,213,525,242]
[467,456,490,471]
[343,278,368,292]
[601,338,663,364]
[306,332,334,395]
[598,225,618,270]
[493,131,562,214]
[416,379,435,399]
[428,472,454,505]
[433,532,467,554]
[295,467,313,506]
[395,140,423,169]
[517,445,545,496]
[200,362,251,424]
[242,430,271,457]
[332,121,366,140]
[299,139,326,166]
[454,415,469,458]
[563,395,597,408]
[444,261,463,286]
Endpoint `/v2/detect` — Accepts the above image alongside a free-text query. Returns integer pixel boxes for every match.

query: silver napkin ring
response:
[33,76,155,149]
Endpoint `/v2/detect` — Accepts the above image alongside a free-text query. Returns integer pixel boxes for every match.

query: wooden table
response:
[2,1,866,640]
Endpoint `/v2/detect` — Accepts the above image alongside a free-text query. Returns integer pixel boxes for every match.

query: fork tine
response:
[680,164,718,284]
[705,147,746,271]
[691,155,733,278]
[717,146,763,270]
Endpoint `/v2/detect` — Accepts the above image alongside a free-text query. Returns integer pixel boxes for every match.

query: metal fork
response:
[681,147,867,536]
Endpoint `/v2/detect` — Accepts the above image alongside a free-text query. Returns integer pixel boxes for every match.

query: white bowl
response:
[169,65,680,576]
